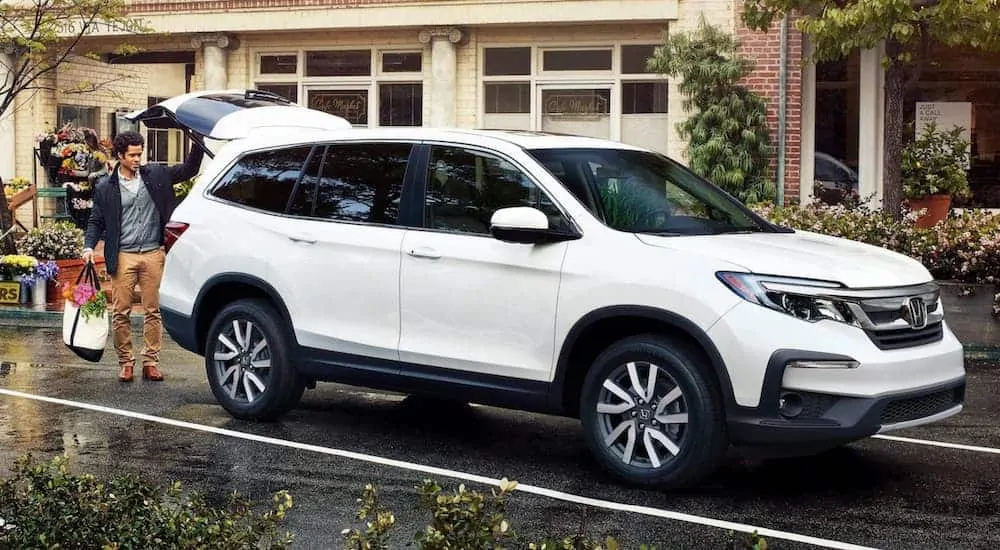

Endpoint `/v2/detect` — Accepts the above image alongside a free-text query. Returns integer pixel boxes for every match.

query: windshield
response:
[526,148,774,236]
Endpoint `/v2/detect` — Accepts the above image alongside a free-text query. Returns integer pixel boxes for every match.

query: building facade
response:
[4,0,999,226]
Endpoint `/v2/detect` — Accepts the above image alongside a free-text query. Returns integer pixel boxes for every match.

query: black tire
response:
[204,298,304,421]
[580,334,728,489]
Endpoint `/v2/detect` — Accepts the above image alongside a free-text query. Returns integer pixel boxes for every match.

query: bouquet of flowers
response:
[61,281,108,321]
[34,261,60,281]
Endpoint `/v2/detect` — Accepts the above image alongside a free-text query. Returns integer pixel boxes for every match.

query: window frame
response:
[477,42,669,140]
[410,141,577,238]
[251,46,426,128]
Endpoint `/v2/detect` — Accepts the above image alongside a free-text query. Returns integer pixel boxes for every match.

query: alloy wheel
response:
[595,360,689,469]
[212,318,273,405]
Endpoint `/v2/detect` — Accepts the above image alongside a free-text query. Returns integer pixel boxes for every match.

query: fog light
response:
[778,392,804,418]
[787,360,859,369]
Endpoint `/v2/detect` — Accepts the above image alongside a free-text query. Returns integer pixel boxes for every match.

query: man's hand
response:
[82,248,94,264]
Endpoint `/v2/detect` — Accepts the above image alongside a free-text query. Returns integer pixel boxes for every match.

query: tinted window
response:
[313,142,412,224]
[425,146,567,234]
[212,146,312,213]
[287,149,323,216]
[528,148,769,235]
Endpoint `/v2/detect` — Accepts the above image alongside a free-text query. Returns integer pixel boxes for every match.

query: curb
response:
[1,307,998,358]
[0,307,144,330]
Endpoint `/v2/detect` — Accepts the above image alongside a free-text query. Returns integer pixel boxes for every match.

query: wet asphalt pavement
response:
[1,326,998,550]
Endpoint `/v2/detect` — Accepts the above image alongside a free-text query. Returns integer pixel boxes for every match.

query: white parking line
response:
[0,388,876,550]
[872,434,1000,454]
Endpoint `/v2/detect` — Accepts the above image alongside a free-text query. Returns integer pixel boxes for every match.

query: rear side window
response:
[211,146,313,213]
[313,142,412,225]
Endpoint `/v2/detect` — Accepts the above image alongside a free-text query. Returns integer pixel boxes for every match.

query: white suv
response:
[143,90,966,488]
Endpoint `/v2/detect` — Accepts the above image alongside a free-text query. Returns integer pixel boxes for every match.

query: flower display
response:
[16,221,85,260]
[2,177,31,199]
[0,255,39,279]
[34,261,60,281]
[62,281,108,320]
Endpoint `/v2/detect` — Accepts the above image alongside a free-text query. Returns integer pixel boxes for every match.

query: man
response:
[83,131,204,382]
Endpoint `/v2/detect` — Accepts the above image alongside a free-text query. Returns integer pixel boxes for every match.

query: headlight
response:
[716,272,856,325]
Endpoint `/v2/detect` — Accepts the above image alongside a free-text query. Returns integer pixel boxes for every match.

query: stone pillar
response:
[0,51,16,182]
[191,34,235,90]
[419,27,463,128]
[858,43,885,205]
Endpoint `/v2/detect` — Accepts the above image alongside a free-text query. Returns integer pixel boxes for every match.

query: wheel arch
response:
[193,273,296,355]
[552,305,736,418]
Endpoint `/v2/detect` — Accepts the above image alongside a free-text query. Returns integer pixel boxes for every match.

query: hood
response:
[636,230,932,289]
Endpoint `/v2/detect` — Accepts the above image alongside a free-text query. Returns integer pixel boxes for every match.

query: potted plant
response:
[901,121,972,228]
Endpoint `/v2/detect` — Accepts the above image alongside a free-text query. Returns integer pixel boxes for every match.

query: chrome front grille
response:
[843,283,944,350]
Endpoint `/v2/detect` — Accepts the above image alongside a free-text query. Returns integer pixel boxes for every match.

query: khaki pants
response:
[110,248,165,369]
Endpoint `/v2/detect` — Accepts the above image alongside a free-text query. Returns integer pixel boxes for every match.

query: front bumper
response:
[727,358,965,446]
[707,301,967,448]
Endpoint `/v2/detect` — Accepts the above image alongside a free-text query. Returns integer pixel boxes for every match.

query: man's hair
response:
[112,131,145,159]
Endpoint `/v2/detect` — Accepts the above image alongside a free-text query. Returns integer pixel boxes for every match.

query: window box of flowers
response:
[15,221,106,303]
[2,177,34,207]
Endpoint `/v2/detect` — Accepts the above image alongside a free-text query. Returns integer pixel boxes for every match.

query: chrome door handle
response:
[407,247,441,259]
[288,234,317,244]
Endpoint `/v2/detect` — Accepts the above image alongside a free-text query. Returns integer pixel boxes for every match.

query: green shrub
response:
[341,478,768,550]
[0,454,295,549]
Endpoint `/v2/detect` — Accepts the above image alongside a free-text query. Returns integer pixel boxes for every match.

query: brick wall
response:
[736,13,803,204]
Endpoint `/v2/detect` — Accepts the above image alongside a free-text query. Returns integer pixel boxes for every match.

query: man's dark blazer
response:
[84,147,205,275]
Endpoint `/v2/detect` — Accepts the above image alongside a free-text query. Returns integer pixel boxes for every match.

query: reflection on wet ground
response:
[1,326,999,549]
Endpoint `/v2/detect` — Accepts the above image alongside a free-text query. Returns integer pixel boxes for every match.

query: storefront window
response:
[254,49,423,128]
[479,44,669,153]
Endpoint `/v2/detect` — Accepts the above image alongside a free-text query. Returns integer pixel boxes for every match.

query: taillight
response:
[164,221,190,253]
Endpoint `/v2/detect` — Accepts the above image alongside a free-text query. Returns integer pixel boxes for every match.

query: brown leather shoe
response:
[142,364,164,381]
[119,364,134,382]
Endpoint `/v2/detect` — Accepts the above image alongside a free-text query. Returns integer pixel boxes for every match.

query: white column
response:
[191,34,234,90]
[0,51,16,182]
[419,27,463,128]
[799,38,816,205]
[858,43,886,205]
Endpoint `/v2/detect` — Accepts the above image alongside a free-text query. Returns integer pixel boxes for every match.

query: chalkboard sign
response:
[0,281,21,304]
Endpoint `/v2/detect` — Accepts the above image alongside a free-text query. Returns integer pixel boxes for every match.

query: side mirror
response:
[489,207,581,244]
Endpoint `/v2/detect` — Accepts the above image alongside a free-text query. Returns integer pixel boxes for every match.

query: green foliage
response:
[414,478,519,550]
[0,0,152,117]
[0,454,296,549]
[741,0,1000,66]
[342,478,766,550]
[901,122,971,200]
[647,16,775,204]
[174,178,196,199]
[342,483,397,550]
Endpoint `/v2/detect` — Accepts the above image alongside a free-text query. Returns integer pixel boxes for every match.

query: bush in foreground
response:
[0,454,295,549]
[0,453,768,549]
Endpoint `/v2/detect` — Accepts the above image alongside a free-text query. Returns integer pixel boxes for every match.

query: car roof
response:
[228,127,651,154]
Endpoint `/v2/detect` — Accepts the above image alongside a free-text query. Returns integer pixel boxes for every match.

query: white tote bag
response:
[62,261,110,362]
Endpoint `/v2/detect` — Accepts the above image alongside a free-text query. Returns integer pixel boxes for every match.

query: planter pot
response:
[938,281,1000,348]
[33,275,48,307]
[48,257,108,303]
[907,194,952,228]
